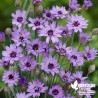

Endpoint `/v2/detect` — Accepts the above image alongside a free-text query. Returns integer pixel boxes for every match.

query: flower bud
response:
[29,8,34,15]
[35,5,43,14]
[34,68,40,75]
[88,64,95,73]
[92,28,98,34]
[3,87,9,93]
[0,32,5,43]
[15,0,21,8]
[42,74,48,82]
[5,28,12,35]
[65,84,71,90]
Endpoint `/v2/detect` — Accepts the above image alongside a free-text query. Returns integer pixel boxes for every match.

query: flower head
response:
[41,56,60,76]
[2,44,23,64]
[19,56,37,71]
[16,92,28,98]
[26,39,43,56]
[0,32,5,41]
[27,80,48,97]
[49,85,64,98]
[50,6,68,19]
[69,0,79,11]
[84,0,93,8]
[38,22,62,43]
[79,32,91,44]
[28,17,44,30]
[33,0,42,5]
[12,10,27,27]
[83,47,97,60]
[67,14,88,32]
[2,70,19,87]
[12,28,30,46]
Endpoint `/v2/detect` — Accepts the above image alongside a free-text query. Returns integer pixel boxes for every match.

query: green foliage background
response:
[0,0,98,98]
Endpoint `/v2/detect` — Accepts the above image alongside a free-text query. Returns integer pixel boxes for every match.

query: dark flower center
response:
[48,63,54,69]
[17,17,23,23]
[19,78,27,85]
[62,30,68,34]
[46,12,51,17]
[34,21,40,26]
[60,48,66,54]
[19,36,24,42]
[9,74,14,79]
[58,11,62,14]
[73,21,80,27]
[4,61,9,66]
[34,87,41,92]
[33,44,39,50]
[10,51,16,58]
[71,55,77,60]
[48,30,53,36]
[87,52,91,58]
[25,62,31,67]
[52,89,59,95]
[76,78,81,83]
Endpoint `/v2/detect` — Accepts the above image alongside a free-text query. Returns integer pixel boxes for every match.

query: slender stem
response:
[71,33,74,46]
[22,0,28,10]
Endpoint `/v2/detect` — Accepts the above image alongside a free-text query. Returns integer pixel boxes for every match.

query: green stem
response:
[71,33,74,46]
[22,0,28,10]
[9,87,15,97]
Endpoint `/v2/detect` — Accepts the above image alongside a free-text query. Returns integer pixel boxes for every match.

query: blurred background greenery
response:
[0,0,98,98]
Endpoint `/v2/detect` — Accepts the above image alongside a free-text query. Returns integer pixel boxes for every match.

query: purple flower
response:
[55,41,71,56]
[72,71,87,83]
[41,56,60,76]
[65,94,74,98]
[38,22,62,43]
[59,70,72,83]
[16,92,28,98]
[79,32,91,44]
[33,0,42,5]
[83,0,93,9]
[12,28,30,46]
[67,14,88,32]
[60,26,73,37]
[43,9,53,20]
[28,17,44,30]
[68,48,84,66]
[69,0,80,11]
[50,6,69,19]
[19,77,28,86]
[0,32,5,41]
[27,80,48,97]
[49,85,64,98]
[2,70,19,87]
[19,56,37,71]
[26,39,43,56]
[2,44,23,64]
[83,47,97,60]
[12,10,27,27]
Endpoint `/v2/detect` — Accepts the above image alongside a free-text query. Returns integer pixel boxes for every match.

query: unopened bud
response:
[92,28,98,34]
[35,5,43,14]
[15,0,21,8]
[4,87,9,93]
[29,8,34,15]
[42,74,48,82]
[5,28,12,35]
[65,84,71,90]
[0,32,5,43]
[88,64,95,73]
[34,68,40,75]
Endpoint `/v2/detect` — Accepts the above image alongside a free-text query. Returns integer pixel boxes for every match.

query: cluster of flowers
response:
[0,0,97,98]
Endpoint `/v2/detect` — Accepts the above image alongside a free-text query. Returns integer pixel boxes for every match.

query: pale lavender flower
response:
[2,44,23,64]
[19,56,37,71]
[79,32,91,44]
[33,0,42,5]
[41,56,60,76]
[72,71,87,83]
[59,70,72,83]
[49,85,64,98]
[0,32,5,41]
[83,47,97,60]
[28,17,44,30]
[84,0,93,8]
[27,80,48,97]
[16,92,28,98]
[55,41,71,56]
[65,94,74,98]
[12,10,27,27]
[26,39,43,56]
[43,9,53,20]
[50,6,69,19]
[69,0,79,11]
[38,22,62,43]
[67,14,88,32]
[12,28,30,46]
[2,70,19,87]
[68,48,84,66]
[60,26,73,37]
